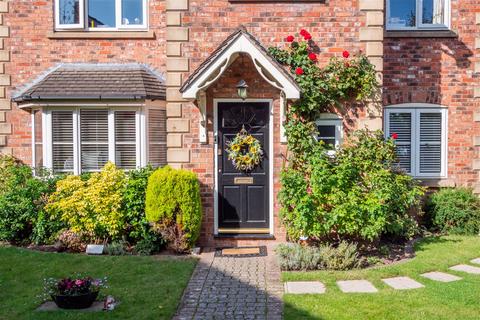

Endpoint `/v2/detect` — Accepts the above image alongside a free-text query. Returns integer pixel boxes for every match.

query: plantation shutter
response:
[148,108,167,168]
[80,110,109,172]
[33,110,43,169]
[418,112,442,175]
[52,111,74,172]
[115,111,137,169]
[388,112,413,173]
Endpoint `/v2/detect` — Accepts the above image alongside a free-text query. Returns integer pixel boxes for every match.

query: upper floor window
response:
[55,0,147,31]
[387,0,450,30]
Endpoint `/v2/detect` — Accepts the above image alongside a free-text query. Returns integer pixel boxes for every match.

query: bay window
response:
[35,107,146,174]
[55,0,147,31]
[385,105,448,178]
[387,0,450,30]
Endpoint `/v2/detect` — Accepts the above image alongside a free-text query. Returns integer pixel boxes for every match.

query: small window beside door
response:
[315,115,343,152]
[385,105,448,178]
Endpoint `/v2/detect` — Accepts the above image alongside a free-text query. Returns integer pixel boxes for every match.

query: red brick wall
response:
[383,0,480,187]
[180,1,368,246]
[4,0,166,163]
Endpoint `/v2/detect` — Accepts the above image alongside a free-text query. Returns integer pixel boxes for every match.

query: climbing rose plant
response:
[269,30,424,242]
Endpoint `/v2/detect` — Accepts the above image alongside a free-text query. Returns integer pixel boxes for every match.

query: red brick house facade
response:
[0,0,479,247]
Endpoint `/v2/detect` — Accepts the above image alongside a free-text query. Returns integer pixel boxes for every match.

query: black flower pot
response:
[52,291,99,309]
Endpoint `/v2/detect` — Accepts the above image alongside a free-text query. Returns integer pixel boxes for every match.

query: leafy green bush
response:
[105,241,129,256]
[46,162,127,241]
[122,166,158,243]
[0,155,60,244]
[426,188,480,235]
[279,130,425,242]
[275,241,362,271]
[146,166,202,253]
[133,234,163,256]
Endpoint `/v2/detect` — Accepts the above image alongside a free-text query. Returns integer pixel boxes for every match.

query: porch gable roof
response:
[180,28,301,100]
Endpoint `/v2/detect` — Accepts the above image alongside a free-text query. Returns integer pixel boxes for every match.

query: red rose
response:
[299,29,312,40]
[308,53,317,61]
[286,35,295,42]
[342,50,350,58]
[391,133,398,140]
[295,67,304,75]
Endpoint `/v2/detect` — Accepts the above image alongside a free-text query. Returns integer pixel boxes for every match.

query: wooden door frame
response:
[213,99,274,236]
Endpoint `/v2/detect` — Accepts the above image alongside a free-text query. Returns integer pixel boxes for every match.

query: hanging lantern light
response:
[236,80,248,100]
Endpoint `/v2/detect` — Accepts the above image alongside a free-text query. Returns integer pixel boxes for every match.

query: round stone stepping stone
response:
[382,276,424,290]
[284,281,326,294]
[421,271,462,282]
[449,264,480,274]
[470,258,480,265]
[337,280,378,293]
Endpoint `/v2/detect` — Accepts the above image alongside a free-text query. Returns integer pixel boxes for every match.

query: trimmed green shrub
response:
[426,188,480,235]
[0,155,60,244]
[279,129,425,242]
[275,242,362,271]
[146,166,202,253]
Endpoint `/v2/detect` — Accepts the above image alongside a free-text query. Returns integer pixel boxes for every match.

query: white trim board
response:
[213,99,274,236]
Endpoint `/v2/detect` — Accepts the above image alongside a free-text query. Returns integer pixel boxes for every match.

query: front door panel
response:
[217,102,270,231]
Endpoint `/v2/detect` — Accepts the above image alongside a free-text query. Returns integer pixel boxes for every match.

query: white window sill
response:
[416,178,455,188]
[47,30,155,40]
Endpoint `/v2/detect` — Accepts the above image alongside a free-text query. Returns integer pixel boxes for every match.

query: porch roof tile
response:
[12,63,166,103]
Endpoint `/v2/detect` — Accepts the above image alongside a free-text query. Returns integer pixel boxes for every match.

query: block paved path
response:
[173,248,283,320]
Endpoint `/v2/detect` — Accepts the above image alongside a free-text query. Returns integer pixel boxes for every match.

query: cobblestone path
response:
[173,248,283,320]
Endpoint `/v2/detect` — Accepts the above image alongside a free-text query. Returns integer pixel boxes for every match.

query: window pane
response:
[389,0,416,27]
[115,111,137,170]
[59,0,80,25]
[80,110,109,172]
[122,0,144,25]
[419,113,442,174]
[319,138,336,148]
[317,125,336,139]
[34,111,43,169]
[389,112,412,173]
[422,0,445,24]
[52,111,74,172]
[148,108,167,168]
[88,0,116,28]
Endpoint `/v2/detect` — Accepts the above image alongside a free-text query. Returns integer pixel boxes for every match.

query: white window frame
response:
[55,0,148,31]
[386,0,451,31]
[385,104,448,179]
[55,0,85,30]
[40,106,144,175]
[315,114,343,152]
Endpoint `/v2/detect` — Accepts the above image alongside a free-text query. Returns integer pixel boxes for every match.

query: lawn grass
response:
[283,235,480,320]
[0,246,197,320]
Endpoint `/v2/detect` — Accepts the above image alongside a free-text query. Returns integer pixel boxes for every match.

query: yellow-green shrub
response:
[45,162,127,240]
[145,166,202,252]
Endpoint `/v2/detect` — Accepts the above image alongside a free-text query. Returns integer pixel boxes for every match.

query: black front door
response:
[217,102,270,232]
